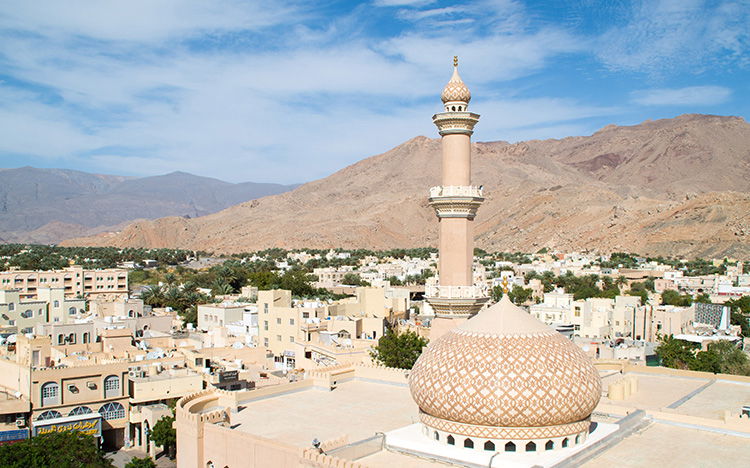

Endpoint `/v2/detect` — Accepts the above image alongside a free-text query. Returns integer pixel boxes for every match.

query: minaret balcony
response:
[424,285,489,317]
[432,112,480,136]
[425,284,488,299]
[428,186,484,219]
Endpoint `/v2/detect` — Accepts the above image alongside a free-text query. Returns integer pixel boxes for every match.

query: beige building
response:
[0,287,85,333]
[197,302,248,331]
[0,266,128,299]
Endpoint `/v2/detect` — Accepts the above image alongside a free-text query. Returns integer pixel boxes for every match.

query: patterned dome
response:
[441,65,471,104]
[409,296,601,435]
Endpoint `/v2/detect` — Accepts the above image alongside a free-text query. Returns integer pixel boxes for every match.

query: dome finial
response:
[453,55,458,67]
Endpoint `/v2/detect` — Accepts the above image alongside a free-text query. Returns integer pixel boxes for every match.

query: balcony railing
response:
[429,185,483,198]
[425,284,488,299]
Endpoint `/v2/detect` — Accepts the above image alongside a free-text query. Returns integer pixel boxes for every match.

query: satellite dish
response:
[232,342,244,349]
[582,345,590,352]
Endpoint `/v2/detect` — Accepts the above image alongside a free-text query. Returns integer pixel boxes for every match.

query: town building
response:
[0,266,128,300]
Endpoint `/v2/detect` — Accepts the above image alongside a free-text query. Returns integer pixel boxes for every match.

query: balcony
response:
[425,284,488,299]
[429,185,483,198]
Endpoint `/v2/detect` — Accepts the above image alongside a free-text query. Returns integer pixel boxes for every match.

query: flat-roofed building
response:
[0,266,128,300]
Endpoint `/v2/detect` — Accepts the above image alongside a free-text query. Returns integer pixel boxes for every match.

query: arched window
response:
[68,307,76,315]
[526,441,536,452]
[99,402,125,420]
[53,300,59,307]
[545,440,554,451]
[447,435,455,445]
[337,330,351,339]
[21,309,33,318]
[484,441,495,451]
[505,442,516,452]
[41,382,59,406]
[68,333,76,344]
[451,106,456,111]
[562,438,569,448]
[206,462,214,468]
[83,332,90,344]
[128,309,135,317]
[464,438,474,449]
[104,375,120,398]
[434,431,439,441]
[69,406,93,416]
[575,434,581,444]
[57,334,64,345]
[36,410,62,421]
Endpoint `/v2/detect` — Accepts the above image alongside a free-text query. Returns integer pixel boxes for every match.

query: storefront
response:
[32,413,102,440]
[0,429,29,446]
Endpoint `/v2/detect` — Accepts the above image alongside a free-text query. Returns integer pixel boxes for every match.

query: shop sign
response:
[0,429,28,445]
[219,370,239,383]
[33,417,101,438]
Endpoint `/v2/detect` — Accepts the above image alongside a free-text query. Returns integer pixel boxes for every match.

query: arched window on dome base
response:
[504,442,516,452]
[447,435,455,445]
[464,438,474,449]
[484,441,495,451]
[575,434,581,444]
[526,441,536,452]
[433,431,439,441]
[545,440,554,451]
[562,438,569,448]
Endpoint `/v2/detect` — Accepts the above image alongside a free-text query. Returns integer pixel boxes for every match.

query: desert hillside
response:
[61,114,750,258]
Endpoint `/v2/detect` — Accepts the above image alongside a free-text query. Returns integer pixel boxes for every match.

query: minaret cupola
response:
[440,56,471,112]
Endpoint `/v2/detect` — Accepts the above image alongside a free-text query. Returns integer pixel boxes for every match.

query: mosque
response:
[174,60,750,468]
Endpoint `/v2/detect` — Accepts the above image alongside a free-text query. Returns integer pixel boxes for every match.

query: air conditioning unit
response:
[87,381,97,390]
[67,384,78,393]
[15,417,25,427]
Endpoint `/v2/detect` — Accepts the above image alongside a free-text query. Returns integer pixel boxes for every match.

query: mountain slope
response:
[0,168,297,243]
[61,114,750,258]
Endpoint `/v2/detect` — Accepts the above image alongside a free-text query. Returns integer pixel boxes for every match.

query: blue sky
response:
[0,0,748,184]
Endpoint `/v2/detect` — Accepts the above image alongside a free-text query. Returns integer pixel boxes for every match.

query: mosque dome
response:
[408,295,601,443]
[441,58,471,105]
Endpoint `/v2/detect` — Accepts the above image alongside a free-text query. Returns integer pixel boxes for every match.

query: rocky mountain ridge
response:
[61,114,750,258]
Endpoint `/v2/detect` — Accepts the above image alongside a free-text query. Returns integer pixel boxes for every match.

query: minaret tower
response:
[425,57,489,322]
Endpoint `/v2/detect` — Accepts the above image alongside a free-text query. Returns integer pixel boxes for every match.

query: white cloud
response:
[0,0,298,42]
[631,86,731,106]
[595,0,750,73]
[373,0,435,6]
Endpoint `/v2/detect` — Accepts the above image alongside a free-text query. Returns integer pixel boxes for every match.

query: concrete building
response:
[0,287,85,333]
[0,266,128,300]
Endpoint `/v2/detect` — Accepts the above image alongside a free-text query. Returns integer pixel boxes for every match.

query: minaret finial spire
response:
[453,55,458,67]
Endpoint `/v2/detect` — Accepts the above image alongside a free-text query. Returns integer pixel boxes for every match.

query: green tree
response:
[0,431,113,468]
[694,293,712,304]
[655,335,697,370]
[125,456,157,468]
[661,289,692,307]
[369,329,428,369]
[706,340,750,376]
[342,273,370,286]
[151,415,177,459]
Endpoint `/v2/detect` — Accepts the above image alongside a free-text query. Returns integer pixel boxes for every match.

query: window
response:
[276,335,281,341]
[434,431,439,441]
[264,338,269,347]
[83,332,90,344]
[264,321,268,331]
[41,382,59,406]
[562,438,568,448]
[69,406,93,416]
[289,318,294,325]
[104,375,120,398]
[545,440,554,451]
[505,442,516,452]
[464,438,474,449]
[99,402,125,420]
[68,307,76,315]
[289,336,294,343]
[21,309,33,318]
[276,318,281,325]
[53,300,59,308]
[525,441,536,452]
[484,441,495,451]
[575,434,581,444]
[8,303,13,311]
[447,435,455,445]
[264,304,268,314]
[58,335,64,345]
[36,410,62,421]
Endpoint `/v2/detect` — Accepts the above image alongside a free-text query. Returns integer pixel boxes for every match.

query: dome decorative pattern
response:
[441,66,471,104]
[408,296,601,439]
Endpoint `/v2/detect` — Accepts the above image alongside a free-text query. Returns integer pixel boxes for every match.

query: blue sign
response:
[0,429,29,444]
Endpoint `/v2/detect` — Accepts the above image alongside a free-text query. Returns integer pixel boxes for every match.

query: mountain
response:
[60,114,750,258]
[0,168,297,244]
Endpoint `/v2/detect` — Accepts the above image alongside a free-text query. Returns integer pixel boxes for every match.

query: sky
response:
[0,0,748,184]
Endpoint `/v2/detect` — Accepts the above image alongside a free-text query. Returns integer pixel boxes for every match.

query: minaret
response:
[425,57,489,326]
